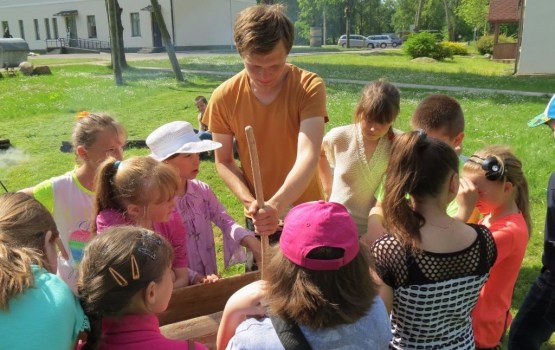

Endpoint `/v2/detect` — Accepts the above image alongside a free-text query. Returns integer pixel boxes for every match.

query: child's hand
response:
[455,177,479,222]
[202,274,220,284]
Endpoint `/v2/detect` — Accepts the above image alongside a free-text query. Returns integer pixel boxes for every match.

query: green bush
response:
[442,41,469,55]
[404,32,453,61]
[476,34,516,55]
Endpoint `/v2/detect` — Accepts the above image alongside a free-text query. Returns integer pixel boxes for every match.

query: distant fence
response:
[45,38,111,52]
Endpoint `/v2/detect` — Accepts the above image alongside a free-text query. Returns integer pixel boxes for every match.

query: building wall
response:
[0,0,255,51]
[517,0,555,75]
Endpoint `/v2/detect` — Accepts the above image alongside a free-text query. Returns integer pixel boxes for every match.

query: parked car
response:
[367,34,403,47]
[337,34,377,48]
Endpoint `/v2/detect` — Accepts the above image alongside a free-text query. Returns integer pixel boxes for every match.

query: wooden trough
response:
[159,271,260,349]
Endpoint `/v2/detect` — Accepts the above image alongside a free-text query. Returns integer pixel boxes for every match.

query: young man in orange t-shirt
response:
[204,5,328,252]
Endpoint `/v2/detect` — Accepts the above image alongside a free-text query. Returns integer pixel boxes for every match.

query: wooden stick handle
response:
[245,125,269,279]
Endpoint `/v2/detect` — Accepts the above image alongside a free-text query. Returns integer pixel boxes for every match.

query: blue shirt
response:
[226,297,391,350]
[0,265,89,350]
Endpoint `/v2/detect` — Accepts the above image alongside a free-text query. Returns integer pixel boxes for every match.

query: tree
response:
[150,0,184,82]
[115,1,128,69]
[106,0,123,85]
[456,0,489,35]
[441,0,458,41]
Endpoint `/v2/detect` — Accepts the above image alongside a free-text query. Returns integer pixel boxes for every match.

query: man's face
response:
[242,41,288,92]
[195,100,207,114]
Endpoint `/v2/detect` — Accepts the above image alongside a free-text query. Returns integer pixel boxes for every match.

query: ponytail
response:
[91,157,121,234]
[383,131,459,250]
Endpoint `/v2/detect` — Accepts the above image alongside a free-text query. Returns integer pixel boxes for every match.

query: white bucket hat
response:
[146,121,222,161]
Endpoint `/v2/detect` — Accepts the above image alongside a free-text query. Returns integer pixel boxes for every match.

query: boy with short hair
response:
[363,94,477,244]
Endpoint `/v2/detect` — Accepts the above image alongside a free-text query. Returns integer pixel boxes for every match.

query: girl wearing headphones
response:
[463,145,531,350]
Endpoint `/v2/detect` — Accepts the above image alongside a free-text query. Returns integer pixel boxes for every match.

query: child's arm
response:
[318,145,333,200]
[454,177,479,222]
[173,267,189,289]
[240,235,262,265]
[217,280,267,350]
[363,201,386,246]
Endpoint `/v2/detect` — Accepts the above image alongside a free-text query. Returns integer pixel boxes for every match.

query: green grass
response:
[2,52,555,347]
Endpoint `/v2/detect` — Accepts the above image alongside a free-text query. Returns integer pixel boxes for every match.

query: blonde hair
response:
[72,112,126,164]
[463,145,531,235]
[92,156,179,233]
[0,192,59,311]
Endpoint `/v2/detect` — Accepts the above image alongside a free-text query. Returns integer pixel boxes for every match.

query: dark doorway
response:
[151,13,162,47]
[65,16,77,46]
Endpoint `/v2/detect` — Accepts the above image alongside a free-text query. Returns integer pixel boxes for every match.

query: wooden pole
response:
[244,126,269,279]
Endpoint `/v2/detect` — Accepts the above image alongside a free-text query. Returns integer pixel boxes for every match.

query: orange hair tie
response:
[75,111,90,120]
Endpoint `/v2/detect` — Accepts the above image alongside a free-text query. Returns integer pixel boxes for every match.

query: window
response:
[34,19,40,40]
[52,18,58,39]
[87,15,97,38]
[1,21,9,37]
[44,18,51,39]
[19,20,25,39]
[130,12,140,37]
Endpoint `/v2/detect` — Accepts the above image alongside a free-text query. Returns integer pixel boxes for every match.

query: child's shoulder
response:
[324,124,356,141]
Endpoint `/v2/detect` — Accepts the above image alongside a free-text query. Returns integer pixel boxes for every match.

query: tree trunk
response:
[443,0,456,41]
[345,0,354,48]
[115,0,128,69]
[414,0,425,32]
[106,0,123,85]
[150,0,184,82]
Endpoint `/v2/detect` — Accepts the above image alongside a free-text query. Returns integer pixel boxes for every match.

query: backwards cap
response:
[280,201,359,271]
[528,94,555,127]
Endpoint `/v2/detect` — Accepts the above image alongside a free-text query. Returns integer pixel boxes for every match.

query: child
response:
[93,156,195,287]
[78,226,208,350]
[509,96,555,349]
[319,80,400,236]
[0,192,89,349]
[21,111,126,290]
[371,131,497,349]
[462,145,530,349]
[146,121,261,276]
[365,94,477,244]
[218,201,391,349]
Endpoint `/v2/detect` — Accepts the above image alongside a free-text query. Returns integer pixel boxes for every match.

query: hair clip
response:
[137,246,156,260]
[75,111,90,120]
[469,155,505,181]
[130,254,140,280]
[108,267,128,287]
[415,128,427,141]
[113,160,121,170]
[140,231,162,246]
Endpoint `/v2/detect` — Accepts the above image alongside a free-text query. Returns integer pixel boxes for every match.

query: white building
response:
[0,0,256,52]
[517,0,555,75]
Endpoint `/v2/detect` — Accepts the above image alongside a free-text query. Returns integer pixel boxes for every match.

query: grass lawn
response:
[2,50,555,348]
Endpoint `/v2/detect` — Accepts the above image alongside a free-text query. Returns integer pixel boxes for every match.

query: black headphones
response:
[469,155,505,181]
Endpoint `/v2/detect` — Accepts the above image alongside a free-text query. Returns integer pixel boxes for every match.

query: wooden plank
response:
[160,311,222,350]
[157,271,260,326]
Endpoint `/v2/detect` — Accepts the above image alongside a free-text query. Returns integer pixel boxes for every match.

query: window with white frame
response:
[52,18,58,39]
[44,18,51,39]
[33,19,40,40]
[19,20,25,39]
[87,15,97,38]
[130,13,140,37]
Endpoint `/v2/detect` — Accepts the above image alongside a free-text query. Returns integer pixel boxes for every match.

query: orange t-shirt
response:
[472,212,529,348]
[205,64,328,206]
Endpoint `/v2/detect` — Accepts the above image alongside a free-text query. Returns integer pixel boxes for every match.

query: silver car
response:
[338,34,376,48]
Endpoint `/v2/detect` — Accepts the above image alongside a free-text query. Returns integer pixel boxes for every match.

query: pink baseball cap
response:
[280,201,359,271]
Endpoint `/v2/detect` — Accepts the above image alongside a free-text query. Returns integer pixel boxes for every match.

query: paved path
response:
[33,52,551,98]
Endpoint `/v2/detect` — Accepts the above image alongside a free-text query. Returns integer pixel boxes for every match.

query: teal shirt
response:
[0,265,89,349]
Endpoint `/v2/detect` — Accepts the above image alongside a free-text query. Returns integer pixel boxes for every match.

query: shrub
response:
[476,34,516,55]
[404,32,453,61]
[442,41,469,55]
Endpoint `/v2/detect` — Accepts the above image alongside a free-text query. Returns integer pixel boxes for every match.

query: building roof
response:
[488,0,521,22]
